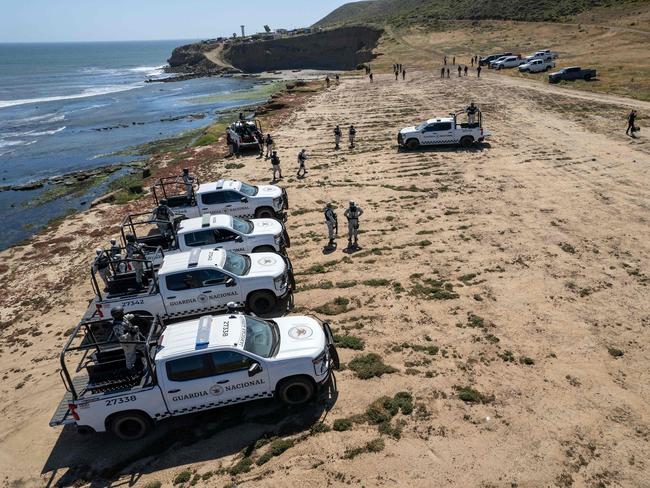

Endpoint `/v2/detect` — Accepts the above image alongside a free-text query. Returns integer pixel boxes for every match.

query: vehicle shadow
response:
[42,377,338,487]
[397,142,491,153]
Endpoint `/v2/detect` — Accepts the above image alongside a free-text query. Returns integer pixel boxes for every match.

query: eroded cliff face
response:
[224,27,382,72]
[167,27,382,74]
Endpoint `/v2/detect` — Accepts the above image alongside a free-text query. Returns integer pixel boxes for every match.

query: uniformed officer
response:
[349,124,356,149]
[265,133,274,159]
[119,316,140,370]
[110,306,127,338]
[297,149,307,178]
[125,234,146,287]
[181,168,195,198]
[334,125,342,150]
[324,203,338,248]
[93,248,111,288]
[466,102,478,124]
[152,198,175,239]
[270,150,282,181]
[109,238,121,257]
[344,201,364,249]
[112,254,128,274]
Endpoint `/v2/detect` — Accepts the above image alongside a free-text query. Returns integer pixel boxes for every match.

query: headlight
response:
[312,348,329,376]
[274,273,286,291]
[273,197,282,208]
[274,233,282,246]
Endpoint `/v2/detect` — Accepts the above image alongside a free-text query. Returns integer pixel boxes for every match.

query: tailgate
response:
[49,374,88,427]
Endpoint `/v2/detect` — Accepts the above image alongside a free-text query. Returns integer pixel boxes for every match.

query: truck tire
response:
[255,207,275,219]
[252,245,276,253]
[406,138,419,150]
[248,290,277,315]
[108,411,152,441]
[276,376,315,405]
[459,136,474,148]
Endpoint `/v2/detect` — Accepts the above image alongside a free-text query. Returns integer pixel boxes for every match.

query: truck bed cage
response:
[58,314,165,401]
[151,175,200,208]
[90,247,163,302]
[120,212,181,253]
[451,110,483,129]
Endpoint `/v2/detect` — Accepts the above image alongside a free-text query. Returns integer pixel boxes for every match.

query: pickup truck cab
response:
[549,66,597,83]
[526,50,558,61]
[519,58,555,73]
[177,214,290,255]
[398,113,491,150]
[152,178,288,221]
[87,247,294,320]
[50,311,339,440]
[491,56,525,70]
[480,52,512,66]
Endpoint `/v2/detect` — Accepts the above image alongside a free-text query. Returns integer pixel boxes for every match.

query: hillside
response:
[315,0,642,27]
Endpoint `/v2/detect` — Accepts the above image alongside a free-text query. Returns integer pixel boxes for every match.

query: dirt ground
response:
[0,65,649,488]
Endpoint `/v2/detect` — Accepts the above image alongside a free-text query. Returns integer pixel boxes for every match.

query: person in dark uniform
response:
[324,203,338,248]
[369,72,374,83]
[349,125,356,149]
[325,76,330,87]
[464,65,468,76]
[297,149,307,178]
[93,249,111,288]
[344,201,364,250]
[125,234,146,287]
[446,68,450,78]
[477,65,482,78]
[441,67,445,78]
[334,125,342,150]
[458,65,462,77]
[402,69,406,80]
[265,133,274,159]
[626,110,638,136]
[466,102,479,124]
[271,151,282,181]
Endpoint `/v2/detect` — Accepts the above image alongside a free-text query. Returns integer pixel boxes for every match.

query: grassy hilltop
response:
[314,0,643,27]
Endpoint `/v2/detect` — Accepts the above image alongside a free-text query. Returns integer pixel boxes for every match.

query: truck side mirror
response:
[225,277,236,287]
[235,236,244,243]
[240,197,248,203]
[248,362,262,377]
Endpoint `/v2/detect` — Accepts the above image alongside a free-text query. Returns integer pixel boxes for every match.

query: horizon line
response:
[0,37,205,44]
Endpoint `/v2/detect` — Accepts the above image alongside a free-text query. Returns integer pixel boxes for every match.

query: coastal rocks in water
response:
[90,191,117,208]
[10,182,45,191]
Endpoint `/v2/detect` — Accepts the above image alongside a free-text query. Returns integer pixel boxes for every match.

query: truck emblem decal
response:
[288,326,313,339]
[258,256,277,266]
[197,294,208,304]
[209,385,224,396]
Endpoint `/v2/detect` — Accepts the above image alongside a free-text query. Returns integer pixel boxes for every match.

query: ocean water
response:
[0,41,268,250]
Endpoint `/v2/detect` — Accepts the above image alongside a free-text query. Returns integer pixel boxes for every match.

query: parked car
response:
[526,50,559,61]
[480,52,512,66]
[519,58,555,73]
[548,66,597,83]
[491,56,526,70]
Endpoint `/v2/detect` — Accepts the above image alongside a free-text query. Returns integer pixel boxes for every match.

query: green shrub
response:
[173,470,192,485]
[362,279,391,287]
[608,347,624,357]
[144,482,162,488]
[310,422,331,434]
[333,418,354,431]
[333,334,365,350]
[229,457,252,475]
[343,438,385,459]
[519,356,535,365]
[348,353,397,379]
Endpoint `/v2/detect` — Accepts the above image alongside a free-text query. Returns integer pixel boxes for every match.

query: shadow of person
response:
[43,377,338,487]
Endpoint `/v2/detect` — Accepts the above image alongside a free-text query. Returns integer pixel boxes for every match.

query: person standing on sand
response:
[447,67,450,78]
[471,58,474,67]
[464,65,468,76]
[477,66,482,78]
[270,151,282,181]
[458,65,462,77]
[334,125,342,150]
[182,168,195,198]
[626,110,638,136]
[349,124,356,149]
[265,133,274,159]
[395,70,399,80]
[325,76,330,87]
[402,69,406,80]
[441,67,445,78]
[344,201,363,250]
[324,202,338,248]
[297,149,308,178]
[335,74,340,84]
[453,56,456,65]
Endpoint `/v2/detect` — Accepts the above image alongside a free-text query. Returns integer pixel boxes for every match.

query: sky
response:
[0,0,359,43]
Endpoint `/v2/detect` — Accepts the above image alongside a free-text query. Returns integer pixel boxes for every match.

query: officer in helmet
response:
[152,198,175,240]
[324,202,338,248]
[334,125,342,150]
[119,314,141,370]
[109,238,120,258]
[344,201,364,250]
[92,248,111,288]
[125,234,145,287]
[110,306,127,338]
[181,168,195,199]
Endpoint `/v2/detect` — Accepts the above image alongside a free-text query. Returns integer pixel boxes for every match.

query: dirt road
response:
[0,69,648,487]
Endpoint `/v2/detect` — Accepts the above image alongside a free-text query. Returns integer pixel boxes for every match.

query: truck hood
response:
[246,252,286,277]
[274,316,326,359]
[251,218,283,237]
[257,185,282,199]
[400,126,418,135]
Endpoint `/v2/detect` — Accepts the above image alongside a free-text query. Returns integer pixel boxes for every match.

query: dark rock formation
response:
[223,27,382,72]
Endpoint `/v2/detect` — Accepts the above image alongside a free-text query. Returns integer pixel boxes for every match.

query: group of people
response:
[392,63,407,81]
[92,234,146,290]
[441,55,482,78]
[323,201,364,251]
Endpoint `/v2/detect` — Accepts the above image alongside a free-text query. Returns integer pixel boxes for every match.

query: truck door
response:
[163,269,241,316]
[198,191,227,215]
[213,229,245,252]
[423,122,454,145]
[221,191,249,217]
[162,351,271,413]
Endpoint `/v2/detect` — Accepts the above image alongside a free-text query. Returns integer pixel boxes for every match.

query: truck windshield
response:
[243,317,278,358]
[239,182,259,197]
[416,122,428,130]
[232,217,254,234]
[223,251,251,276]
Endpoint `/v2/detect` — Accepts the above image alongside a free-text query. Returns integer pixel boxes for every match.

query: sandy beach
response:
[0,67,649,487]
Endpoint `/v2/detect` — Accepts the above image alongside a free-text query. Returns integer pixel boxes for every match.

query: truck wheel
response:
[255,207,275,219]
[248,290,277,315]
[277,377,315,405]
[406,139,419,150]
[108,411,152,441]
[459,136,474,148]
[252,245,276,253]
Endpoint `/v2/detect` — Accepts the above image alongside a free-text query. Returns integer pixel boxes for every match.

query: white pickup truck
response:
[87,248,294,320]
[152,178,288,221]
[491,56,525,70]
[526,49,558,60]
[121,212,291,267]
[50,311,339,440]
[398,113,491,149]
[519,58,555,73]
